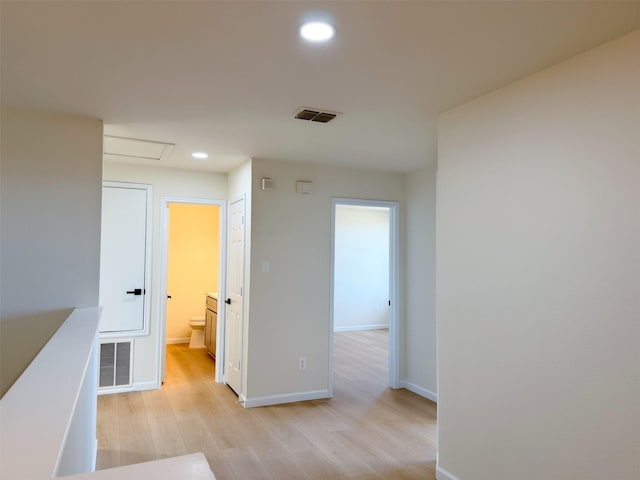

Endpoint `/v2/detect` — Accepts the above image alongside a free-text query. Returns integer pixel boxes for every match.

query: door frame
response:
[100,181,153,337]
[156,196,228,386]
[329,197,401,394]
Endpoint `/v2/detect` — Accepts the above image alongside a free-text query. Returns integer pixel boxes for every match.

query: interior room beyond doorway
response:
[331,199,398,392]
[165,203,220,368]
[333,204,390,332]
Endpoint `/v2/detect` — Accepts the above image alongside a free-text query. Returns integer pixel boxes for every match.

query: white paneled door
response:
[99,183,151,334]
[225,197,245,395]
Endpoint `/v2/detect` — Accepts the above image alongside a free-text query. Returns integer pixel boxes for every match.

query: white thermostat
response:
[296,181,313,195]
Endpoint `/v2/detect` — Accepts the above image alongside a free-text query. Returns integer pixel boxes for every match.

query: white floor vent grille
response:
[99,340,132,388]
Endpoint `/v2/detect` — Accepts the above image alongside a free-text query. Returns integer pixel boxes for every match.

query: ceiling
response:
[2,1,639,173]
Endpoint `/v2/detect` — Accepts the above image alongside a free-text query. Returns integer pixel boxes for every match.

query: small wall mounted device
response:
[296,181,313,195]
[261,177,273,191]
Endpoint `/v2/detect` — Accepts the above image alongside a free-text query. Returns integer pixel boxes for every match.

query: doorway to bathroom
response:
[158,197,226,385]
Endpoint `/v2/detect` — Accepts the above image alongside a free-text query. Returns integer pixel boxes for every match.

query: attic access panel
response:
[103,135,174,162]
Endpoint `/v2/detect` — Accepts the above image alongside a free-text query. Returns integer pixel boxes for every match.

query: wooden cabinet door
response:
[205,308,216,355]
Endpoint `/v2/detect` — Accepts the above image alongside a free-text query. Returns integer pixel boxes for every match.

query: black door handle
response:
[225,298,231,305]
[126,288,143,296]
[167,295,172,299]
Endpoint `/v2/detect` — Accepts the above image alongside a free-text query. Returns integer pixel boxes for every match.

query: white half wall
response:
[403,165,437,402]
[245,159,404,403]
[437,30,640,480]
[334,205,390,331]
[102,162,227,388]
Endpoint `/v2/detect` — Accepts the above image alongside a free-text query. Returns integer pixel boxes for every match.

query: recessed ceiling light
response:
[299,22,335,42]
[192,152,208,159]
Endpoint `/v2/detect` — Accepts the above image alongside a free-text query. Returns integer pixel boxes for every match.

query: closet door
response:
[99,182,151,334]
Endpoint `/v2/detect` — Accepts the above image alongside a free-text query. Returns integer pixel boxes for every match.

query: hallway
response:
[97,330,437,479]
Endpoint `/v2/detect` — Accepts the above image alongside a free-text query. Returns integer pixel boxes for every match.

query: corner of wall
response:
[402,165,438,399]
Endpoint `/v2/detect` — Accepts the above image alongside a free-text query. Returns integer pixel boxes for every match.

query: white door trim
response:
[329,197,401,395]
[157,196,228,387]
[100,181,153,337]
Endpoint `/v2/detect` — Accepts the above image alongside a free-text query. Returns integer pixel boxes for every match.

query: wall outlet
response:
[298,356,306,371]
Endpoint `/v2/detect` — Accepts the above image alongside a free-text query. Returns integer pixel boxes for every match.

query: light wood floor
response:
[96,330,437,479]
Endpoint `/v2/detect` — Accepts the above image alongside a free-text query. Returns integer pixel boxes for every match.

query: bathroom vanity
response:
[204,292,217,359]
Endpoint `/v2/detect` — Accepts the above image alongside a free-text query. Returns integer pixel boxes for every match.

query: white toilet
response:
[188,316,206,348]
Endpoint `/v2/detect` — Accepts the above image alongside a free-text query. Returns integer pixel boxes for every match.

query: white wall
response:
[245,159,404,404]
[0,108,103,396]
[437,30,640,480]
[403,166,437,402]
[334,205,390,331]
[102,162,227,388]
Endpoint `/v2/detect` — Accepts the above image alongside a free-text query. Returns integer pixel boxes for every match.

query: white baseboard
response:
[97,380,158,395]
[399,380,438,403]
[436,466,461,480]
[166,337,190,344]
[243,389,332,408]
[97,385,133,395]
[334,324,388,332]
[133,381,158,392]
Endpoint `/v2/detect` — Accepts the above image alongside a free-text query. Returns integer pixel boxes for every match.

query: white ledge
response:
[0,307,216,480]
[68,453,215,480]
[1,307,102,479]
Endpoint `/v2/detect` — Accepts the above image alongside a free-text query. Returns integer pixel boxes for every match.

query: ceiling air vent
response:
[294,108,340,124]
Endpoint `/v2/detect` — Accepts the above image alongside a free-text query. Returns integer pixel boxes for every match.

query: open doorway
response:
[330,198,400,395]
[158,198,226,385]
